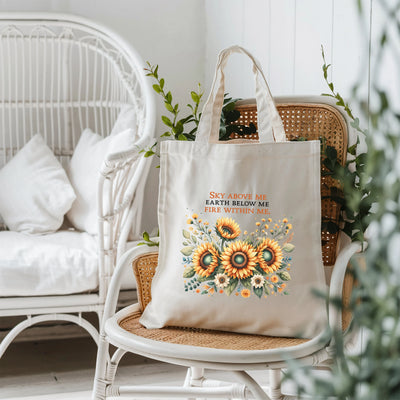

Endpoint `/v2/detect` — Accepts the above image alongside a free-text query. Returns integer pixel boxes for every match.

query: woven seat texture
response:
[119,310,309,351]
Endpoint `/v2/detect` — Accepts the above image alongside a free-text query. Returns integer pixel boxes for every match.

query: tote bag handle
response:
[196,45,287,144]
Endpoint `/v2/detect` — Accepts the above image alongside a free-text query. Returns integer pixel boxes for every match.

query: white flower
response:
[214,273,230,288]
[251,274,265,288]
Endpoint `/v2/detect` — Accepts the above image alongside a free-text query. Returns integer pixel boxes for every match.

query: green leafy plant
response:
[320,46,374,244]
[287,1,400,398]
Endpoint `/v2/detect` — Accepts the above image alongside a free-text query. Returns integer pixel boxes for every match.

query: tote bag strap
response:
[196,45,287,144]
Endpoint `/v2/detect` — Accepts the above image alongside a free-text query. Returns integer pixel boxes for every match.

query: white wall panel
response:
[293,0,334,95]
[269,0,296,95]
[204,0,245,97]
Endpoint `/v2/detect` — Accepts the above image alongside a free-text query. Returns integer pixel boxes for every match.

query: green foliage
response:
[137,231,159,247]
[320,46,373,244]
[142,63,257,158]
[288,1,400,398]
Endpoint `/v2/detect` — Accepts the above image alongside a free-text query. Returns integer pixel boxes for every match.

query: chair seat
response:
[119,310,309,351]
[105,303,330,366]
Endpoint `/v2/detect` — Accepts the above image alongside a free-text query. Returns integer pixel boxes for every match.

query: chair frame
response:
[0,13,155,358]
[92,97,362,400]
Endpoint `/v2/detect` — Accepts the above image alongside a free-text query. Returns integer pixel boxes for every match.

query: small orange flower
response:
[265,224,269,229]
[198,219,202,223]
[281,283,286,289]
[283,218,288,223]
[268,218,272,222]
[271,275,279,283]
[270,230,274,234]
[278,288,283,293]
[244,231,248,235]
[241,289,251,298]
[192,213,198,219]
[256,222,261,226]
[287,224,293,230]
[269,284,274,288]
[204,221,209,226]
[196,289,200,293]
[187,219,192,224]
[262,218,266,222]
[219,289,224,294]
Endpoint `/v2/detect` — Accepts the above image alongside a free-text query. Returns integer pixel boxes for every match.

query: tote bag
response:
[140,46,328,338]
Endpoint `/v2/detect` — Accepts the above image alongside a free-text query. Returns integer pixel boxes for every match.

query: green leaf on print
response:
[241,277,252,290]
[282,243,295,253]
[183,266,195,278]
[181,246,194,256]
[254,287,263,298]
[191,235,197,244]
[278,271,291,281]
[225,279,238,296]
[255,265,267,275]
[263,282,270,295]
[182,229,191,239]
[197,274,212,283]
[201,290,208,295]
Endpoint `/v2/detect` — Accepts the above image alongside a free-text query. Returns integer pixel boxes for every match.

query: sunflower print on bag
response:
[182,213,295,298]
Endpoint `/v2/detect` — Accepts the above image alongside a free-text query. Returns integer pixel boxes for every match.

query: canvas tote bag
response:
[140,46,328,338]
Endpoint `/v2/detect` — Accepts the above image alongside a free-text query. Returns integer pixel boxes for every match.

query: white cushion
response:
[66,127,138,234]
[0,230,98,296]
[0,134,76,234]
[0,231,138,296]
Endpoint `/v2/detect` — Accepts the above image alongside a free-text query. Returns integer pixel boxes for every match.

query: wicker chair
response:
[92,97,361,400]
[0,13,155,358]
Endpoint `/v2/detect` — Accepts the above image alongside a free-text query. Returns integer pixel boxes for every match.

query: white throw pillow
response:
[67,127,138,234]
[0,134,76,234]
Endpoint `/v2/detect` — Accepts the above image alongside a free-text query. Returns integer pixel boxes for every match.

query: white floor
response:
[0,336,324,400]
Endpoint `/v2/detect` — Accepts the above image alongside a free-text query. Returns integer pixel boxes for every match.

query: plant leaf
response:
[181,246,194,256]
[183,266,195,278]
[225,279,238,296]
[282,243,295,253]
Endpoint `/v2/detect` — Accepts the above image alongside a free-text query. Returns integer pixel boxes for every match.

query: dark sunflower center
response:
[262,248,275,265]
[200,252,213,269]
[218,277,226,284]
[255,277,262,284]
[231,251,248,269]
[222,226,233,235]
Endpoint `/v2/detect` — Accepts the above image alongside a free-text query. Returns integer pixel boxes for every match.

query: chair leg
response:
[269,369,283,400]
[92,335,111,400]
[184,367,205,400]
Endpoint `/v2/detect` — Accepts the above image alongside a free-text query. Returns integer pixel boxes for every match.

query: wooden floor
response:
[0,336,326,399]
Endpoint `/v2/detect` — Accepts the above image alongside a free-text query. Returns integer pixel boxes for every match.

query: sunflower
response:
[251,274,265,288]
[215,217,241,240]
[214,273,230,288]
[192,242,219,277]
[257,238,283,273]
[221,241,257,279]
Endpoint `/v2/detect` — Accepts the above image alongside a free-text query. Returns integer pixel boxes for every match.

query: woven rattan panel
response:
[231,103,348,267]
[132,252,159,312]
[119,310,309,350]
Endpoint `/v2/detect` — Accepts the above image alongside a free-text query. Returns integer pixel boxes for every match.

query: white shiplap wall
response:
[205,0,372,102]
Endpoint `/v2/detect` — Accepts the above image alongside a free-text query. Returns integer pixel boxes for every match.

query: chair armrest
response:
[328,241,363,333]
[101,244,157,330]
[97,150,153,301]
